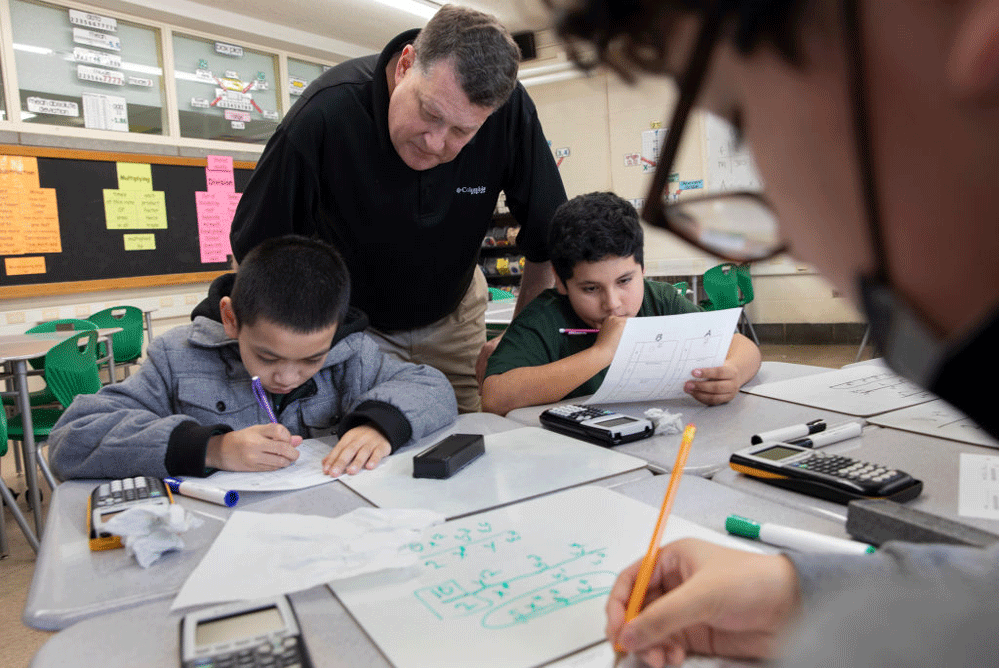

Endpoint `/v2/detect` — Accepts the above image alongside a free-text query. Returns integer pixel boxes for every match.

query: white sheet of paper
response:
[170,507,444,610]
[584,309,741,404]
[868,399,999,449]
[743,359,936,416]
[338,427,646,519]
[332,486,756,668]
[197,438,336,492]
[959,453,999,520]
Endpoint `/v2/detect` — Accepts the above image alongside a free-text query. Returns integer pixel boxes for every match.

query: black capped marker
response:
[751,419,826,445]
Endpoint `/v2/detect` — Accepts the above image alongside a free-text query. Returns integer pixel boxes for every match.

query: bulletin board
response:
[0,145,256,298]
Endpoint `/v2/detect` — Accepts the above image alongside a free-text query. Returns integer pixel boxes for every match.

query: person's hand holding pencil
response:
[606,424,802,666]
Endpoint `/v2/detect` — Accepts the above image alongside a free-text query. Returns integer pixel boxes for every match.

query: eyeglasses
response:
[641,2,786,263]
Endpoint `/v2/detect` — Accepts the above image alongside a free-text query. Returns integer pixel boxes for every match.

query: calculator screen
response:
[595,417,638,428]
[753,445,802,461]
[195,605,284,647]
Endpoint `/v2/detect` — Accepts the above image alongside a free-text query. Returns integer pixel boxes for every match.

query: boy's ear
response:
[947,0,999,101]
[220,297,239,339]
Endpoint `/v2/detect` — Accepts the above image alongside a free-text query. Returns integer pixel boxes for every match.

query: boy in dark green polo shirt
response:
[481,192,761,416]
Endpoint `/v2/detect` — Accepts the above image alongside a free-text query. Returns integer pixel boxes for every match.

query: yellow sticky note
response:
[138,191,167,228]
[117,163,153,191]
[5,256,46,275]
[104,189,140,229]
[123,233,156,251]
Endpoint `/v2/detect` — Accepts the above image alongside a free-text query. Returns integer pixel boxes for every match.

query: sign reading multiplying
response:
[102,162,167,230]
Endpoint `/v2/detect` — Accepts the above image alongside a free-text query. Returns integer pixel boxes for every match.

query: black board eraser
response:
[413,433,485,479]
[846,498,999,548]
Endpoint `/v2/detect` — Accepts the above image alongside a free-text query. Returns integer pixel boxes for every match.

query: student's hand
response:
[593,315,629,362]
[476,334,502,388]
[207,424,302,471]
[684,362,741,405]
[322,424,391,477]
[607,538,800,667]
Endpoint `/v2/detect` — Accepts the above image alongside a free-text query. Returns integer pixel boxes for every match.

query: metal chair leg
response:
[0,477,39,553]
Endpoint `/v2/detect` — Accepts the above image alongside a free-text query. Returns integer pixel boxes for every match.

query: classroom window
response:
[172,33,281,144]
[287,57,330,100]
[10,0,167,134]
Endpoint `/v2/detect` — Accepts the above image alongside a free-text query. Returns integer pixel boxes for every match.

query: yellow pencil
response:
[615,424,697,657]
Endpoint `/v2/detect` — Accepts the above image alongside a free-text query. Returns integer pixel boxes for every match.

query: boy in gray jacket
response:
[49,236,457,480]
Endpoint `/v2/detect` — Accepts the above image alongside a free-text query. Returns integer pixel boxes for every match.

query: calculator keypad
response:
[790,452,904,485]
[185,636,306,668]
[545,405,612,422]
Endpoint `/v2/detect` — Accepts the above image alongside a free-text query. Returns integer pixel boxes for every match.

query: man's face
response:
[556,255,645,329]
[387,46,494,170]
[221,298,336,395]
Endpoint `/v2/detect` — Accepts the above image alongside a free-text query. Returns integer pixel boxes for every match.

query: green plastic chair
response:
[88,305,145,379]
[24,319,97,371]
[699,263,760,344]
[672,281,692,302]
[0,407,40,554]
[488,286,516,301]
[7,330,103,493]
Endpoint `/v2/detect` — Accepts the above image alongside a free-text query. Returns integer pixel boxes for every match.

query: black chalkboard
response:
[0,146,256,298]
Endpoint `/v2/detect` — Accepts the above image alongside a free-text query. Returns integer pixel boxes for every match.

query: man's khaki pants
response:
[367,270,487,413]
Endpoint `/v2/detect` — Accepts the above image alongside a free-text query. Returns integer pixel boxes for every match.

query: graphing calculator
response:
[729,442,923,504]
[540,404,654,446]
[180,595,313,668]
[88,475,174,551]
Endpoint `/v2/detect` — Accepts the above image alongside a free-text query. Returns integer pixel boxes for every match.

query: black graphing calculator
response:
[180,595,313,668]
[88,475,174,551]
[729,442,923,504]
[540,404,654,446]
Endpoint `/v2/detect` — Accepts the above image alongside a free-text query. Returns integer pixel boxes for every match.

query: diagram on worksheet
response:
[745,360,936,416]
[869,399,999,448]
[585,309,741,404]
[332,486,751,668]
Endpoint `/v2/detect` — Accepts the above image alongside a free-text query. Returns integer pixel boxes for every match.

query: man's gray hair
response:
[413,4,521,109]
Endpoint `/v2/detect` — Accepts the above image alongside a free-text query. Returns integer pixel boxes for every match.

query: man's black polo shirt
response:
[230,30,567,331]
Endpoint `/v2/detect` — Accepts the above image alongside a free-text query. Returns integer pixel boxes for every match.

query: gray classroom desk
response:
[712,424,999,534]
[32,479,779,668]
[23,412,650,631]
[506,362,857,477]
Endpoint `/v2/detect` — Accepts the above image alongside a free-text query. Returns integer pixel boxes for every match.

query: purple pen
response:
[251,376,278,423]
[558,328,599,335]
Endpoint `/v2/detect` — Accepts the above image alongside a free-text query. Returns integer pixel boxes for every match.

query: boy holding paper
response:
[481,192,760,415]
[49,235,457,480]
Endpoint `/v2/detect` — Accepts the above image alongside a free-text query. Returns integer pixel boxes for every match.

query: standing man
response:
[230,5,567,413]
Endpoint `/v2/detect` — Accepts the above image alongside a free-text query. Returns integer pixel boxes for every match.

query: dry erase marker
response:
[251,376,278,423]
[164,478,239,508]
[559,328,599,335]
[751,419,825,444]
[726,515,875,555]
[788,421,863,449]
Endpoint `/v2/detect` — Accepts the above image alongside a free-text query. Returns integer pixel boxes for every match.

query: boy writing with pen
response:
[48,235,457,481]
[481,192,760,415]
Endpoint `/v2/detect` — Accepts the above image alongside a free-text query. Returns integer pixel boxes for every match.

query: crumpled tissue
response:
[101,503,203,568]
[643,407,684,435]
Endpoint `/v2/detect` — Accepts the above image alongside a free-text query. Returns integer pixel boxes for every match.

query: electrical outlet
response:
[159,297,175,308]
[185,293,199,305]
[5,311,26,324]
[42,309,60,320]
[75,305,91,317]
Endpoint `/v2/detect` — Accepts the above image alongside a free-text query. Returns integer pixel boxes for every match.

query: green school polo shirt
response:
[485,279,704,399]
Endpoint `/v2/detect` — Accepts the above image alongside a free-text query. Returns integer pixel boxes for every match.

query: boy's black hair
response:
[548,192,644,283]
[231,235,350,332]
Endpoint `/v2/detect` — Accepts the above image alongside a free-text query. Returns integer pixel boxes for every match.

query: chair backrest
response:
[43,330,102,408]
[88,306,145,362]
[488,287,516,301]
[734,264,754,305]
[672,281,690,302]
[25,319,98,370]
[700,263,742,310]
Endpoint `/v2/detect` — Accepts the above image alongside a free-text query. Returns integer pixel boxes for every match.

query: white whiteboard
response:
[704,112,762,192]
[869,399,999,448]
[339,427,647,518]
[743,361,936,416]
[332,486,752,668]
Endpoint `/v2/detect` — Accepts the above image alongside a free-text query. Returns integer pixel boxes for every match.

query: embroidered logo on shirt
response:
[456,186,487,195]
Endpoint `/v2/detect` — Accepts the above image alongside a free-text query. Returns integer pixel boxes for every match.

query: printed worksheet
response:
[959,453,999,520]
[869,399,999,448]
[196,438,336,492]
[585,309,741,404]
